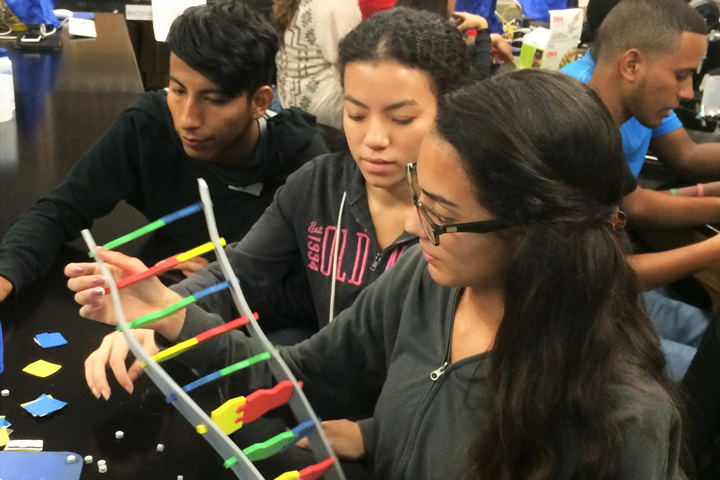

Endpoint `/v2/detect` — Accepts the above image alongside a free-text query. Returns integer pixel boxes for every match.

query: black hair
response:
[585,0,623,42]
[433,70,684,479]
[337,7,471,98]
[166,0,278,97]
[594,0,707,61]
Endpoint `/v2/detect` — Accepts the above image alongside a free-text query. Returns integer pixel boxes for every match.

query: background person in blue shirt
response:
[564,0,720,180]
[563,0,720,381]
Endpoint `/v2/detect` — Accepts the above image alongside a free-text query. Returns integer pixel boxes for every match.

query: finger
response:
[85,334,115,399]
[84,352,101,399]
[108,336,133,395]
[65,262,102,278]
[78,302,109,323]
[295,437,310,450]
[127,359,144,385]
[74,286,107,306]
[67,274,106,293]
[95,247,147,276]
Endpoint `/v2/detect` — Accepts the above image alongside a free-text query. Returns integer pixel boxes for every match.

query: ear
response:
[618,49,643,82]
[249,86,274,120]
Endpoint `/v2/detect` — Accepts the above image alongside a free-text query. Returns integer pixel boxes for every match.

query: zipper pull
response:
[369,253,382,272]
[430,362,448,381]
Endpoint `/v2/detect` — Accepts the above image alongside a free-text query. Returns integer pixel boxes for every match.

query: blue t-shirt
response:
[561,52,682,177]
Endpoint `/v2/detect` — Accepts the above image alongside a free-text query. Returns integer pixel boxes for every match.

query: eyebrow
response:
[169,76,227,96]
[422,189,459,209]
[344,96,418,112]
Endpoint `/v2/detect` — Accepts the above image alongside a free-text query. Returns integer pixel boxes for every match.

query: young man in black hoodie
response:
[0,1,328,303]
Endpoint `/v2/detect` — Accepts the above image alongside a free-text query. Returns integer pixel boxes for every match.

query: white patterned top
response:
[276,0,362,129]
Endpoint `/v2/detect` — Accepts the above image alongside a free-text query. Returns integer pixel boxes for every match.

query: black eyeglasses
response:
[406,163,511,246]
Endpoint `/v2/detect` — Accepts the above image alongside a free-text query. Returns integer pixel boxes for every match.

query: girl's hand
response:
[65,247,182,326]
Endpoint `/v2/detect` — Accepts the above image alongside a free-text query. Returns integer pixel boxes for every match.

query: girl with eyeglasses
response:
[73,68,686,478]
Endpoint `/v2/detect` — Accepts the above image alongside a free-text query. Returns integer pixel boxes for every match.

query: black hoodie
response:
[171,151,418,331]
[0,91,328,299]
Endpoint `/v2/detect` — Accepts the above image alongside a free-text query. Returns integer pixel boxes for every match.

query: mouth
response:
[420,246,437,264]
[182,136,208,149]
[362,157,392,165]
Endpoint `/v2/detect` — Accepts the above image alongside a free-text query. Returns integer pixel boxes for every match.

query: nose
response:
[678,77,694,101]
[177,97,202,131]
[363,117,390,151]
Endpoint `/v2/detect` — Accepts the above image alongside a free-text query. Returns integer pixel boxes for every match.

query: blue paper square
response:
[0,418,10,428]
[22,394,67,417]
[35,332,68,348]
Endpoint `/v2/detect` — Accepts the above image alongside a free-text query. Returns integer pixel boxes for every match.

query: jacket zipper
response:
[368,236,417,273]
[391,289,463,480]
[430,289,461,381]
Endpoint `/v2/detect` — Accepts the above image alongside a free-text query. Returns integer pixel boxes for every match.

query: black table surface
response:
[0,15,367,480]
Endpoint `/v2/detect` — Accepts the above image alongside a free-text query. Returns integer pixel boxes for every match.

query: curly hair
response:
[337,7,471,97]
[166,0,278,97]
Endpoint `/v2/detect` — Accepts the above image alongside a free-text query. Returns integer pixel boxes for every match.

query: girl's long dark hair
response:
[435,70,682,479]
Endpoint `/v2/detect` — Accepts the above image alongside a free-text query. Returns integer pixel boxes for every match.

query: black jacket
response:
[0,91,328,299]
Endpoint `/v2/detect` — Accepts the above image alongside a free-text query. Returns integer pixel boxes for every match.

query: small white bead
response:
[84,455,93,464]
[177,476,183,480]
[115,430,124,439]
[1,389,8,397]
[156,443,164,452]
[66,455,76,463]
[98,464,107,473]
[98,459,106,466]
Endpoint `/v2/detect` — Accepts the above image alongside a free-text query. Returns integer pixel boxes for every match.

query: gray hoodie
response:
[175,246,683,480]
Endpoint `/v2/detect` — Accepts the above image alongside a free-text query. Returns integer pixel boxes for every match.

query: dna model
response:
[81,178,346,480]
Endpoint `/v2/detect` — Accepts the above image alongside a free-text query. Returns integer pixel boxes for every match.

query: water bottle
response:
[0,48,14,123]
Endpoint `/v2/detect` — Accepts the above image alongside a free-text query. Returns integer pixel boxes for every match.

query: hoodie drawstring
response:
[328,191,347,323]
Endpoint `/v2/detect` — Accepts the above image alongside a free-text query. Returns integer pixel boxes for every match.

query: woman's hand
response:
[452,11,489,32]
[296,419,367,460]
[65,247,182,326]
[85,329,159,400]
[173,256,209,277]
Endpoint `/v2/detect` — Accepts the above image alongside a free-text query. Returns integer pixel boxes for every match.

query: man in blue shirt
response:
[564,0,720,179]
[563,0,720,381]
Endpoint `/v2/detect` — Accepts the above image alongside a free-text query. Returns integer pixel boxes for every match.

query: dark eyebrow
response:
[422,189,459,209]
[344,96,418,112]
[169,76,227,96]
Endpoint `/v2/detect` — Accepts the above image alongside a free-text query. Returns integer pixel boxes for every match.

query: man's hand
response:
[296,419,366,461]
[65,247,183,327]
[85,329,159,400]
[0,276,13,302]
[490,34,515,64]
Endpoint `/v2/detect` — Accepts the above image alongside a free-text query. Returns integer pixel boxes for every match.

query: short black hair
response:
[166,0,278,97]
[337,8,471,98]
[594,0,707,61]
[586,0,623,41]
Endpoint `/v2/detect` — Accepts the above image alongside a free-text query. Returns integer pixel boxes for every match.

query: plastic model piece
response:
[84,455,93,464]
[81,179,344,480]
